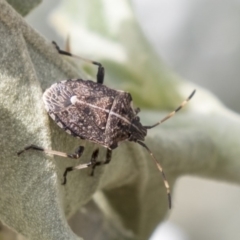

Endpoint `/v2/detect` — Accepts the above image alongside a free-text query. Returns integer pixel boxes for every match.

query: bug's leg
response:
[17,144,85,159]
[89,149,101,176]
[89,148,112,176]
[62,148,99,185]
[62,149,112,184]
[104,148,112,164]
[52,41,105,84]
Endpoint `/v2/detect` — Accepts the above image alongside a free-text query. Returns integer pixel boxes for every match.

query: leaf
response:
[6,0,42,16]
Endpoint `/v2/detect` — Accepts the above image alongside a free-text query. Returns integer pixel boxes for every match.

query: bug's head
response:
[128,116,147,142]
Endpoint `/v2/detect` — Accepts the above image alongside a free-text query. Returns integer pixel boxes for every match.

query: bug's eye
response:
[135,116,140,122]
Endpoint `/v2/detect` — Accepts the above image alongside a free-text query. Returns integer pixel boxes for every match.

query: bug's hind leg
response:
[52,41,105,84]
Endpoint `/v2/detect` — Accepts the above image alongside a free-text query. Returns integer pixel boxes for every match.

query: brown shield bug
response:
[18,42,196,209]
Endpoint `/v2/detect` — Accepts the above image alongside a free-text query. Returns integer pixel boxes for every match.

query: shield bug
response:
[18,41,196,209]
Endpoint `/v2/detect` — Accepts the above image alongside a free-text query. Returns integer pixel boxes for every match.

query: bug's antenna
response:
[145,89,196,129]
[137,140,171,209]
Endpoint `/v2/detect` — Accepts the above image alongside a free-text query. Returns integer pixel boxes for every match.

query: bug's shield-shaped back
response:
[43,79,143,149]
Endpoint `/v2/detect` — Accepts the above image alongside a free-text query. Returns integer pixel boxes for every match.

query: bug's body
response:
[43,79,147,149]
[18,41,196,209]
